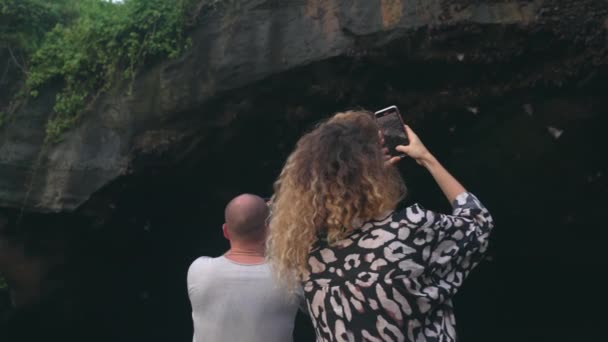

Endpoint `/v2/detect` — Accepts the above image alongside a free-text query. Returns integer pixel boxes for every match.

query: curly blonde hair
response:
[267,110,406,291]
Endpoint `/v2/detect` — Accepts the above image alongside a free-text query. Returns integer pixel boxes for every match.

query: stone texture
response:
[2,0,605,213]
[1,1,608,342]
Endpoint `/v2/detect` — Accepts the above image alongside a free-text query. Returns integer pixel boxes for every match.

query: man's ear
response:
[222,223,230,240]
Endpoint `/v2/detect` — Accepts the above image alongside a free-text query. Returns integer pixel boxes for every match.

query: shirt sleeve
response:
[187,257,212,293]
[187,257,212,342]
[397,192,494,295]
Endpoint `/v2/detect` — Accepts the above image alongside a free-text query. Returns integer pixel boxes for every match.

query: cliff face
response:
[2,0,605,214]
[1,1,607,342]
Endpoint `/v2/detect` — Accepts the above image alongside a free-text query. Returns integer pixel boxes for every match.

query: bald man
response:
[187,194,301,342]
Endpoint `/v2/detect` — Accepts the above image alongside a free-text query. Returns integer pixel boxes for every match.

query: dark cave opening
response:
[2,28,608,341]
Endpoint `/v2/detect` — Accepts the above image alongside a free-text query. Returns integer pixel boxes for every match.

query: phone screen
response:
[375,107,409,157]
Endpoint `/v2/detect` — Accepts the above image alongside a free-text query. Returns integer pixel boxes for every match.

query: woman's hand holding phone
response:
[383,125,433,167]
[395,125,434,167]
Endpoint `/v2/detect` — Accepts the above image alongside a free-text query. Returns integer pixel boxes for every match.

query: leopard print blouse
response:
[302,192,494,342]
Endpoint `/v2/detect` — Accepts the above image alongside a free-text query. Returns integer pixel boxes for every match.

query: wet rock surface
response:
[1,0,608,341]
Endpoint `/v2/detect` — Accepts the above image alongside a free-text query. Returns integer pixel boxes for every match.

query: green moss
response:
[2,0,195,142]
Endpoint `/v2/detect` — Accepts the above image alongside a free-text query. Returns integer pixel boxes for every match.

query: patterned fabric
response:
[302,192,494,342]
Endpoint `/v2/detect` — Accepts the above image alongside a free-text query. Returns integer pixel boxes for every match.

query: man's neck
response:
[224,243,265,265]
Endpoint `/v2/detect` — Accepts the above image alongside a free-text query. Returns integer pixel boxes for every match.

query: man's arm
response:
[187,257,212,342]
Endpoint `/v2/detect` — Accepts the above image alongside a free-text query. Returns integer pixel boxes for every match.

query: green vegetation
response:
[0,0,75,128]
[1,0,195,142]
[0,276,6,290]
[0,0,75,54]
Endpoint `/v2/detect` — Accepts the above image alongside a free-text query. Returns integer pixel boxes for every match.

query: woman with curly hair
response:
[267,110,494,342]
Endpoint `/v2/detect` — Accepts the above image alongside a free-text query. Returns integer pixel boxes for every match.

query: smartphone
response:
[374,105,409,158]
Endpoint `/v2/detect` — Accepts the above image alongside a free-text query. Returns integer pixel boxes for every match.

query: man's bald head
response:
[224,194,269,242]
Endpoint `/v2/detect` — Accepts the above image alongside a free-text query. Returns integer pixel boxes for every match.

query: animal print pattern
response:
[302,192,494,342]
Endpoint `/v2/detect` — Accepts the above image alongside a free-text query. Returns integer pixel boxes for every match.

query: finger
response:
[404,125,417,140]
[395,145,410,154]
[386,156,402,165]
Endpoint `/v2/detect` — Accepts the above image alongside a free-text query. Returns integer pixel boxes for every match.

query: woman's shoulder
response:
[366,204,430,228]
[308,204,431,252]
[393,202,430,221]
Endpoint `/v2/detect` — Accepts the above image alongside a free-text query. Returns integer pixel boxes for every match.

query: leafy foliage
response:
[2,0,195,142]
[0,276,6,290]
[0,0,76,53]
[0,0,75,128]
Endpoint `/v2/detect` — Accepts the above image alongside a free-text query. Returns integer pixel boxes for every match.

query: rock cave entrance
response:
[77,47,608,341]
[2,25,608,342]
